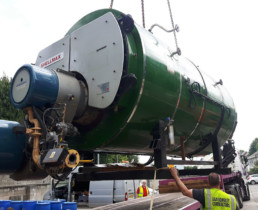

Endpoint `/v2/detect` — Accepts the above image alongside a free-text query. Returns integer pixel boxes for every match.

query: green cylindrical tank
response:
[66,9,237,157]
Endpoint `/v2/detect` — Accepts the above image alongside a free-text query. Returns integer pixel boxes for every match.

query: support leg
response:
[212,135,222,170]
[180,136,186,160]
[153,120,167,168]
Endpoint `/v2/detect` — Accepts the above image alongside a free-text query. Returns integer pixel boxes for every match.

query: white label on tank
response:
[40,52,64,68]
[15,80,28,90]
[97,82,110,95]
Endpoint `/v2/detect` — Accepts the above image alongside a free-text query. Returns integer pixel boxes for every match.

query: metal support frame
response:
[211,135,222,170]
[166,160,218,165]
[152,120,167,168]
[75,168,232,182]
[180,136,186,160]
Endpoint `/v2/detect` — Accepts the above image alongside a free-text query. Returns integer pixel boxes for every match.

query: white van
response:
[88,180,128,208]
[44,177,135,207]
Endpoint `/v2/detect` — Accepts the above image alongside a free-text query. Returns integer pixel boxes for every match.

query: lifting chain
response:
[109,0,114,9]
[167,0,180,52]
[141,0,145,28]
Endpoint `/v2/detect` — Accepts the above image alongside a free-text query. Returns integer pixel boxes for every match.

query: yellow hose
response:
[25,107,42,169]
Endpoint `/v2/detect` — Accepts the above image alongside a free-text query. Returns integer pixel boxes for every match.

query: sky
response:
[0,0,257,153]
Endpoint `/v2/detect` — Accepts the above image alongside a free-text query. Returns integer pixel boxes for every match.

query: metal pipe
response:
[25,107,42,169]
[180,136,186,160]
[79,160,94,163]
[149,24,179,33]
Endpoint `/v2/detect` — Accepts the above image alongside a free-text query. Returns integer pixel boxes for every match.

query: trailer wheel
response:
[236,185,243,209]
[225,184,242,209]
[243,184,250,201]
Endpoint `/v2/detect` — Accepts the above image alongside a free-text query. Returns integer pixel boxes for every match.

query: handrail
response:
[149,24,179,33]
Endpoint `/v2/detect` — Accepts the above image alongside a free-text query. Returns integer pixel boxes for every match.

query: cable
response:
[143,156,154,166]
[141,0,145,28]
[109,0,114,9]
[167,0,178,48]
[33,106,47,139]
[149,169,157,210]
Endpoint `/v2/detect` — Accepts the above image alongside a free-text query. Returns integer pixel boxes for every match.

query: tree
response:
[248,138,258,156]
[249,161,258,174]
[239,150,246,154]
[0,74,24,121]
[98,154,139,164]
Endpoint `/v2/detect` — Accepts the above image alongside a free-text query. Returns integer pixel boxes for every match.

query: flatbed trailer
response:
[74,172,250,210]
[83,193,201,210]
[67,165,250,209]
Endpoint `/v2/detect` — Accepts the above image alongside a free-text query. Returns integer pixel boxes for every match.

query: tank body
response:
[63,9,237,156]
[0,120,26,173]
[1,8,238,180]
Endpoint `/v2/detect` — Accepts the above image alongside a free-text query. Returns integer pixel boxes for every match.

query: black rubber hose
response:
[32,106,47,139]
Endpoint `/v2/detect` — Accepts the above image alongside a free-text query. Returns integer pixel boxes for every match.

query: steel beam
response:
[75,168,232,182]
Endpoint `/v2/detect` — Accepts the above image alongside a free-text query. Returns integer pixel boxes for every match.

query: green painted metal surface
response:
[66,9,237,157]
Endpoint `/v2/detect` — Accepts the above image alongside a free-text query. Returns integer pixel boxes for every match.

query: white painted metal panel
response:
[35,36,70,71]
[70,12,124,109]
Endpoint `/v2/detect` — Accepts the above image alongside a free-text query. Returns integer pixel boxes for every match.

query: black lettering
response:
[212,202,221,206]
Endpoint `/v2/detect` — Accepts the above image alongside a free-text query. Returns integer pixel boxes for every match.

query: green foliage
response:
[98,154,139,164]
[239,150,246,154]
[249,161,258,174]
[248,138,258,156]
[184,166,198,170]
[0,74,24,121]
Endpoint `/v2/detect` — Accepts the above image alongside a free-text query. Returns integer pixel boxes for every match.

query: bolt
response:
[105,20,108,23]
[74,37,77,40]
[39,55,42,58]
[92,78,95,81]
[102,96,104,99]
[73,60,76,62]
[113,70,116,73]
[62,65,65,68]
[113,42,116,45]
[62,43,65,46]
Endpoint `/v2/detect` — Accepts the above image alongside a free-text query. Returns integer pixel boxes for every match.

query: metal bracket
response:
[151,120,168,168]
[75,167,232,182]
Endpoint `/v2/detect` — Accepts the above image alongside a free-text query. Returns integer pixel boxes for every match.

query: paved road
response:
[242,184,258,209]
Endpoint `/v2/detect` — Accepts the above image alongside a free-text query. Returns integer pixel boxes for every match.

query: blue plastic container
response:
[35,203,50,210]
[37,201,51,204]
[62,202,77,210]
[56,199,66,203]
[10,201,23,210]
[22,200,36,210]
[50,201,61,210]
[0,200,11,210]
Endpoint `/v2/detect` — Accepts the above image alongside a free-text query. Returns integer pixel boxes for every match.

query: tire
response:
[236,185,243,209]
[251,180,256,185]
[243,184,251,201]
[225,184,243,209]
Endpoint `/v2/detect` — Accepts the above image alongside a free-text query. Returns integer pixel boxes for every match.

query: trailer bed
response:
[84,193,201,210]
